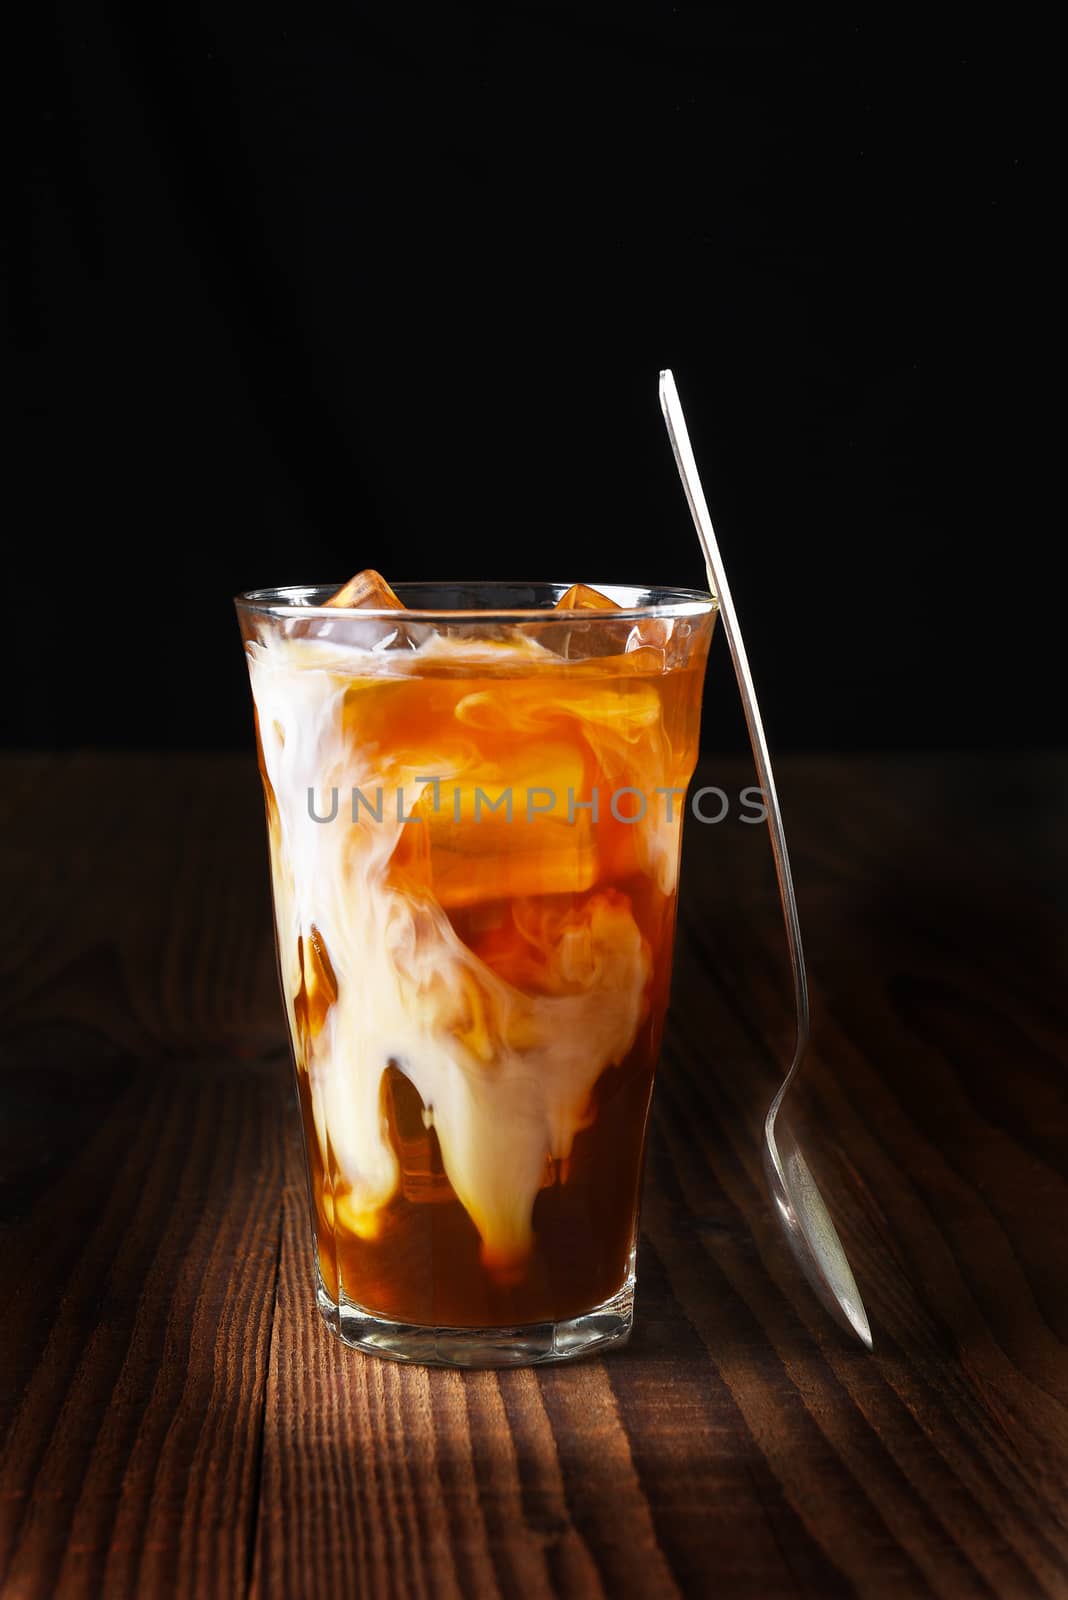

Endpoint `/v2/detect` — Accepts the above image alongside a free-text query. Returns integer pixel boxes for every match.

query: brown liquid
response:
[254,640,706,1328]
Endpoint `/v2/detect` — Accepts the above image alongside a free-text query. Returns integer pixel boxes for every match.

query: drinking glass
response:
[236,581,716,1366]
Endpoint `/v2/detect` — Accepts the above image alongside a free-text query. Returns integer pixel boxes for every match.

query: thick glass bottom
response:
[314,1265,635,1368]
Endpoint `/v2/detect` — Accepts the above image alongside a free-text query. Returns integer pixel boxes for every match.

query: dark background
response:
[17,7,1051,753]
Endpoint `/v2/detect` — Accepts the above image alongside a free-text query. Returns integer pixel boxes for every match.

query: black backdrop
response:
[17,9,1051,752]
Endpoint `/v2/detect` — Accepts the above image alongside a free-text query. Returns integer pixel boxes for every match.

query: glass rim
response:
[234,579,718,623]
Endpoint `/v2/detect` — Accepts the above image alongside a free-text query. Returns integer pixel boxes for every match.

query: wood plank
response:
[0,1050,284,1600]
[0,756,285,1600]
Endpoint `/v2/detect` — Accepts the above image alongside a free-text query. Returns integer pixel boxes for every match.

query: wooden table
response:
[2,753,1066,1599]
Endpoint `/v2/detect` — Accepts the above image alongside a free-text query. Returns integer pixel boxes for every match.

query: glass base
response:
[314,1269,635,1368]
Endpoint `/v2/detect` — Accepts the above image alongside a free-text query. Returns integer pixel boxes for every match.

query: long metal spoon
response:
[659,368,872,1348]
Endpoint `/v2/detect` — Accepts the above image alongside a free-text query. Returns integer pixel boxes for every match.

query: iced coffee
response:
[236,577,715,1364]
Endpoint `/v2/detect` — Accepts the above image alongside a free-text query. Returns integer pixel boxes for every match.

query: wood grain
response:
[1,753,1066,1599]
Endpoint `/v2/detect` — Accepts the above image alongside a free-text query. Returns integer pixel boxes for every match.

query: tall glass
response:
[236,582,716,1366]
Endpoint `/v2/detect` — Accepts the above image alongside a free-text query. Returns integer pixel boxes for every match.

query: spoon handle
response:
[658,369,809,1104]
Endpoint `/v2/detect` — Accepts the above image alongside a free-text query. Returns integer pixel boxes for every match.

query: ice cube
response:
[466,888,639,997]
[553,582,620,611]
[454,675,661,739]
[412,741,599,909]
[541,582,628,659]
[451,669,679,893]
[551,583,672,671]
[325,569,405,610]
[293,923,339,1055]
[292,568,410,649]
